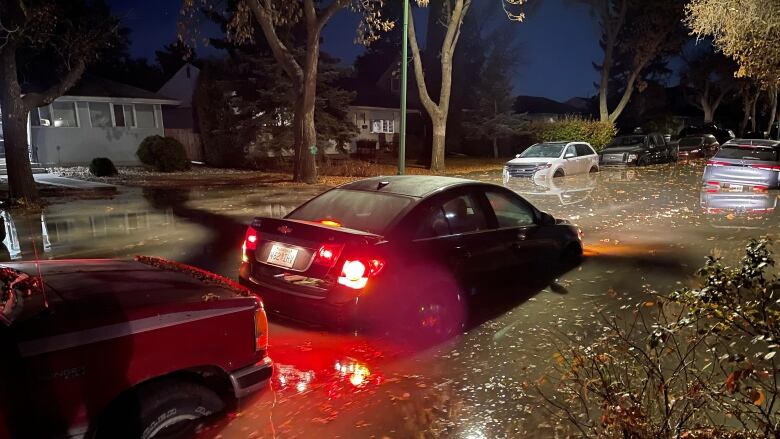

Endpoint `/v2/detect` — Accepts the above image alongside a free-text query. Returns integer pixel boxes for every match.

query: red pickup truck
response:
[0,257,272,439]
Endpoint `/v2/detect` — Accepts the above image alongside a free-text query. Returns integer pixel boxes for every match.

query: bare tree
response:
[576,0,685,123]
[681,48,737,124]
[0,0,119,206]
[408,0,526,172]
[183,0,390,183]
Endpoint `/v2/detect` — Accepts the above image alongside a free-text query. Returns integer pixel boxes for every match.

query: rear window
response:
[716,146,778,162]
[679,137,703,147]
[286,189,412,235]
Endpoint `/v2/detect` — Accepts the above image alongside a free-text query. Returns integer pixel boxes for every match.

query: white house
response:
[26,77,179,166]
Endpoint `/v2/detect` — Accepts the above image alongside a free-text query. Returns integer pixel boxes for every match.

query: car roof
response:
[724,139,780,148]
[337,175,483,198]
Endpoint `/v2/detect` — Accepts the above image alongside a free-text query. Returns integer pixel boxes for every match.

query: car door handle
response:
[517,231,527,241]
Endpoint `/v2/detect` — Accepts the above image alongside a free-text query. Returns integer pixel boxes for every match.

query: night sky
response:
[107,0,602,102]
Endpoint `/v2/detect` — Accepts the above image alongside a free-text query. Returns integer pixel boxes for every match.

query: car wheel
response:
[94,380,224,439]
[402,269,466,343]
[589,166,598,173]
[636,156,649,166]
[553,169,565,178]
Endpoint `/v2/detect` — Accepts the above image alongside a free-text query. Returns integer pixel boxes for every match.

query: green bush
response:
[529,116,616,151]
[88,157,118,177]
[137,136,191,172]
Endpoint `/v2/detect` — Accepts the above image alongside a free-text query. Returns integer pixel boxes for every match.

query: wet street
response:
[5,160,779,438]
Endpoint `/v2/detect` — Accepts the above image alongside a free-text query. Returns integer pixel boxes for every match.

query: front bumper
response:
[230,356,273,399]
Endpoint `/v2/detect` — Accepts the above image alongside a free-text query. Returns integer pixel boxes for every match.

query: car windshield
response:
[608,136,645,147]
[286,189,413,235]
[679,137,704,147]
[716,145,778,162]
[519,143,565,158]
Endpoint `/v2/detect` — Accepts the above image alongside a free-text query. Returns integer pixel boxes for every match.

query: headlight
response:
[627,154,638,161]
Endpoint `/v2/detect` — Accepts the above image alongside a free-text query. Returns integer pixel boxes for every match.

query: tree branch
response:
[247,0,304,89]
[21,58,86,112]
[407,3,439,117]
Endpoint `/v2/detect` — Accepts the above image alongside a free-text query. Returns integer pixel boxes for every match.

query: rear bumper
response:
[230,356,273,399]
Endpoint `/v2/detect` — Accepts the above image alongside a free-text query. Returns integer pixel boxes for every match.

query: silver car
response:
[702,139,780,192]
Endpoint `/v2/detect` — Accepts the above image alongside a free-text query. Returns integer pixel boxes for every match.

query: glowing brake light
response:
[313,243,344,267]
[337,258,385,290]
[242,227,259,263]
[320,220,342,228]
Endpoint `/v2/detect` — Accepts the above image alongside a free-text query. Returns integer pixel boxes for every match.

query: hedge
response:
[137,136,191,172]
[529,116,616,151]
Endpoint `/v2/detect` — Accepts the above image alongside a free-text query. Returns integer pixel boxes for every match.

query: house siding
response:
[31,99,166,166]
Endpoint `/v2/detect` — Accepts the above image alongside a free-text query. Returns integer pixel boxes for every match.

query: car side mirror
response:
[540,211,556,226]
[515,154,522,159]
[564,152,576,159]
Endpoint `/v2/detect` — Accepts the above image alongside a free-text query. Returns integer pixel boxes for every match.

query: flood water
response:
[6,160,780,438]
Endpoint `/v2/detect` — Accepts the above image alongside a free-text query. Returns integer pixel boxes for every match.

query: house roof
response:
[24,76,179,104]
[514,95,583,115]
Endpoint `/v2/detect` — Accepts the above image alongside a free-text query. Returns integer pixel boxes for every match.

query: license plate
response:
[267,244,298,268]
[727,184,744,192]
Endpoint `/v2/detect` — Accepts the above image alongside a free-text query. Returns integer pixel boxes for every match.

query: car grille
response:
[602,153,626,163]
[505,164,539,177]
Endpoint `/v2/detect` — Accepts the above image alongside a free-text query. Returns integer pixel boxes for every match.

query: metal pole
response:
[398,0,409,175]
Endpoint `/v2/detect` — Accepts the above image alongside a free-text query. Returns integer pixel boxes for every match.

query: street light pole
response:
[398,0,409,175]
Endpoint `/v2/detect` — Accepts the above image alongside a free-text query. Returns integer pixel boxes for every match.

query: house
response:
[157,63,203,161]
[24,76,179,166]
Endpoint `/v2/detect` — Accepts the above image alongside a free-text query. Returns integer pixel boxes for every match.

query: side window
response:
[415,205,450,239]
[575,143,592,156]
[485,191,536,228]
[416,193,488,238]
[564,145,576,158]
[441,194,488,234]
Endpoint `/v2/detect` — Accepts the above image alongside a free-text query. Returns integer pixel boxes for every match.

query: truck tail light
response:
[705,181,720,193]
[313,243,344,268]
[254,305,268,351]
[242,227,259,263]
[337,258,385,290]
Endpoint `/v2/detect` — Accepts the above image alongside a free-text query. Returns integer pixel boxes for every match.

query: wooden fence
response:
[165,129,203,162]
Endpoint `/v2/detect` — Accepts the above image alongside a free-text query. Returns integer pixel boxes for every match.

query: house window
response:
[113,104,135,127]
[371,119,394,134]
[135,104,157,128]
[51,102,78,127]
[89,102,112,127]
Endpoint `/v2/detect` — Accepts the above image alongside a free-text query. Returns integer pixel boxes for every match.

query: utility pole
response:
[398,0,409,175]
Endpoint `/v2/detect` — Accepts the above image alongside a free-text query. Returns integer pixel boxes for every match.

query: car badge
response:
[278,225,293,235]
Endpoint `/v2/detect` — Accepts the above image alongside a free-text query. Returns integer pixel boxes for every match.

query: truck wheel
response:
[637,156,649,166]
[95,380,224,439]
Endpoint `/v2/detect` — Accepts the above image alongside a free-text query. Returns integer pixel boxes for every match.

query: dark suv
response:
[679,124,735,145]
[599,133,676,166]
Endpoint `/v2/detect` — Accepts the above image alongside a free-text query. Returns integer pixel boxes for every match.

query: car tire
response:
[553,169,565,178]
[589,166,598,173]
[94,380,225,439]
[636,156,649,166]
[401,268,466,343]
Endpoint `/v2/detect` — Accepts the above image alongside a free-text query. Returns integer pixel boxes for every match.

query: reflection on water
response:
[700,189,778,215]
[503,173,599,206]
[0,188,300,273]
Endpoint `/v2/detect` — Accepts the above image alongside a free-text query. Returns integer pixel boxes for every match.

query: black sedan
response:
[238,176,582,337]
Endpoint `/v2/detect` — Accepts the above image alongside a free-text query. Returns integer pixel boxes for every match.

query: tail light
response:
[313,243,344,268]
[242,227,259,263]
[254,304,268,351]
[705,181,720,193]
[750,164,780,171]
[707,160,731,167]
[337,258,385,290]
[754,185,769,193]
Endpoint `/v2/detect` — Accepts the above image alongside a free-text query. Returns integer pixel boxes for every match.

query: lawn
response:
[50,157,508,189]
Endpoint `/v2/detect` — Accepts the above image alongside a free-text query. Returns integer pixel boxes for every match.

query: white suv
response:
[503,141,599,182]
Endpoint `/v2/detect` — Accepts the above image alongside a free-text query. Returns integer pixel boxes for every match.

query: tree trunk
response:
[750,92,759,132]
[0,45,39,205]
[767,87,777,136]
[430,117,446,173]
[703,105,714,124]
[493,136,499,158]
[598,40,613,122]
